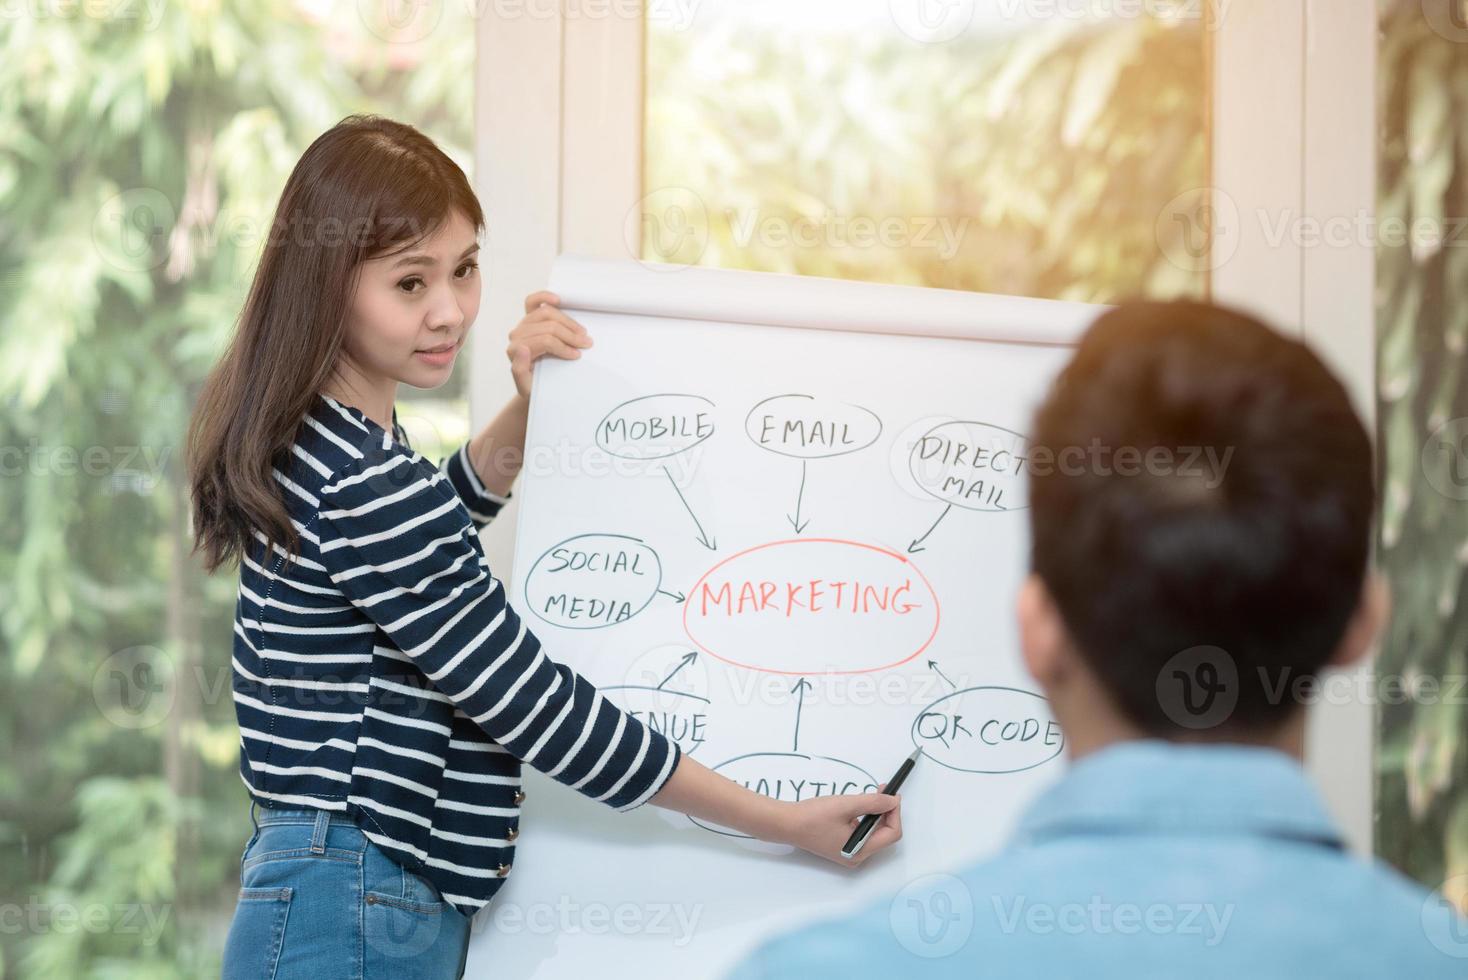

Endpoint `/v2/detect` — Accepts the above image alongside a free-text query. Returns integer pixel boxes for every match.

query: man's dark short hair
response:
[1028,301,1375,735]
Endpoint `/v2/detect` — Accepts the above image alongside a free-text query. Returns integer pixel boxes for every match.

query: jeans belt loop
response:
[309,807,331,854]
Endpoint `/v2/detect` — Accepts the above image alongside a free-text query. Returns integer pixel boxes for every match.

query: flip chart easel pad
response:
[491,256,1100,977]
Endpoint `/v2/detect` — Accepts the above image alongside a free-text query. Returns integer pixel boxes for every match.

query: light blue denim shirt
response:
[727,740,1468,979]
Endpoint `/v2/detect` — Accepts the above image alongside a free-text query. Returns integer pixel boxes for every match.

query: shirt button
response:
[512,789,526,805]
[496,863,511,877]
[506,826,519,842]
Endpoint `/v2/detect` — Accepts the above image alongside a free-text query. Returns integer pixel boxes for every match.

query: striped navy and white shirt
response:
[232,391,682,916]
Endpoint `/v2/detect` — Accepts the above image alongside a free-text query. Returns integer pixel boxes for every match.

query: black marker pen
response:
[840,748,920,859]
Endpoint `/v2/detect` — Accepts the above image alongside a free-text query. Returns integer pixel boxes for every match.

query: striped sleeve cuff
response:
[442,441,510,529]
[615,735,683,812]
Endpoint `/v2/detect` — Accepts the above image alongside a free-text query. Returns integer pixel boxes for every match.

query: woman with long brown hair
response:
[188,115,901,979]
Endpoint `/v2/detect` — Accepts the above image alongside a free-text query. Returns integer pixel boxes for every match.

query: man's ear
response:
[1330,570,1391,670]
[1017,574,1067,689]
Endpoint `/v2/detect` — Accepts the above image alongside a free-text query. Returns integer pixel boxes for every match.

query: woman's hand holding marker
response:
[506,290,594,400]
[651,756,904,869]
[783,781,904,868]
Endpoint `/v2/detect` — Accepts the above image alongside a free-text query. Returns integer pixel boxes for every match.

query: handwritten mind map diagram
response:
[497,257,1099,976]
[519,384,1062,828]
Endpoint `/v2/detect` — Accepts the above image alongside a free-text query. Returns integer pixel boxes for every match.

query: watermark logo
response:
[1421,874,1468,958]
[364,866,445,957]
[359,0,444,44]
[93,188,174,274]
[627,186,710,270]
[1422,417,1468,501]
[92,645,175,730]
[1156,645,1237,730]
[889,873,974,958]
[1423,0,1468,43]
[1156,186,1239,273]
[889,0,975,44]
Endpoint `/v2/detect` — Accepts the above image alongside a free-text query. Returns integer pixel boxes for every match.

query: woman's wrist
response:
[752,797,797,846]
[466,395,531,497]
[650,754,793,844]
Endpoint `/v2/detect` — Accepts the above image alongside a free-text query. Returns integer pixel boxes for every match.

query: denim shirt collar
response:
[1013,739,1345,851]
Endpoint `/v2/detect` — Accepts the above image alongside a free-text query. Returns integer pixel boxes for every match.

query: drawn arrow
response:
[787,460,811,534]
[657,588,686,604]
[656,651,699,690]
[662,465,717,550]
[923,660,960,748]
[928,659,958,691]
[907,503,952,554]
[791,677,813,752]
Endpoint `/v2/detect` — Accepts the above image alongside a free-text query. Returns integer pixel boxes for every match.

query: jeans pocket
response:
[363,887,453,965]
[363,842,458,968]
[221,886,293,980]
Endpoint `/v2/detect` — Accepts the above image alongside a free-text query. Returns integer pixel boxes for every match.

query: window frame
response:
[474,0,1379,852]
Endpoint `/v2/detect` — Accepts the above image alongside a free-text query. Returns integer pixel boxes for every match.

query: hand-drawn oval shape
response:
[683,538,940,675]
[911,686,1065,774]
[689,752,879,837]
[524,533,662,630]
[908,420,1030,512]
[596,394,716,460]
[600,685,710,757]
[745,394,883,460]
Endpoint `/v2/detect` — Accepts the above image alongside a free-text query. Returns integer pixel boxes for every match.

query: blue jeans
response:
[222,801,472,979]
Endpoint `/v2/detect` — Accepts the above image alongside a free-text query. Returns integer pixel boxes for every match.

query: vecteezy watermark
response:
[1158,187,1468,273]
[890,416,1236,507]
[1422,417,1468,502]
[1422,874,1468,959]
[1156,645,1468,731]
[91,643,449,728]
[0,0,167,29]
[627,186,711,270]
[356,0,705,44]
[1256,667,1468,709]
[0,898,171,944]
[991,894,1234,946]
[519,437,705,485]
[1156,645,1239,730]
[889,873,975,958]
[92,188,174,274]
[991,0,1225,27]
[364,866,447,958]
[0,439,172,492]
[476,896,703,946]
[719,669,956,711]
[889,0,1227,45]
[1023,441,1233,487]
[1422,0,1468,44]
[92,190,448,276]
[888,0,977,43]
[357,0,445,43]
[723,210,970,262]
[1155,186,1242,274]
[625,187,971,269]
[92,645,176,730]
